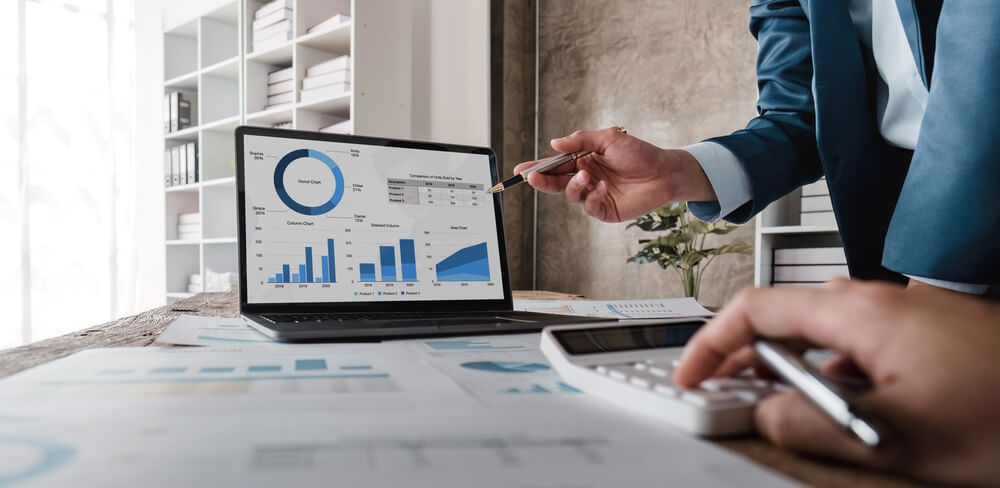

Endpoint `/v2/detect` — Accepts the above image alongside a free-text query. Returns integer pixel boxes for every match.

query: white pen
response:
[753,339,883,447]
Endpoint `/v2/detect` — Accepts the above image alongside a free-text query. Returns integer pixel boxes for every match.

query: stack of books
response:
[187,273,203,294]
[163,91,196,133]
[772,247,849,288]
[266,66,295,109]
[252,0,293,53]
[305,12,350,34]
[177,213,201,241]
[163,142,198,187]
[800,178,835,226]
[301,55,351,103]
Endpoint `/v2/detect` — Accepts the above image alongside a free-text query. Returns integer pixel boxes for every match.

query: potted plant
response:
[627,203,752,300]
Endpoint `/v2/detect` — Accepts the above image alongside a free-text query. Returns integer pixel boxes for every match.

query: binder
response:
[186,142,198,184]
[177,94,192,131]
[178,143,188,185]
[163,93,171,134]
[169,92,179,132]
[163,150,172,187]
[171,146,181,186]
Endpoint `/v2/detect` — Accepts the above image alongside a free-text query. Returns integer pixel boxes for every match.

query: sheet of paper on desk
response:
[0,343,799,487]
[156,315,275,346]
[0,405,800,488]
[514,297,714,319]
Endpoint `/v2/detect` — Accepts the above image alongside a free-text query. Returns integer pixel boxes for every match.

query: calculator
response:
[540,318,784,437]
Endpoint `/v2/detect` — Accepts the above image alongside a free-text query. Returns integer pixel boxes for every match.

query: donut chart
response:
[273,149,345,215]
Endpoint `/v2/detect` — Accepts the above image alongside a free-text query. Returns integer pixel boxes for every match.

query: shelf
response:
[247,105,294,125]
[297,22,351,53]
[165,182,200,193]
[164,70,199,90]
[165,125,199,141]
[202,176,236,188]
[200,115,241,133]
[760,225,841,235]
[166,239,200,246]
[297,92,351,114]
[201,56,240,80]
[247,41,294,65]
[203,237,238,244]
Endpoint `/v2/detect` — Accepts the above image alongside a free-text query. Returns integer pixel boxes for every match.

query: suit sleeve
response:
[882,0,1000,284]
[704,0,824,224]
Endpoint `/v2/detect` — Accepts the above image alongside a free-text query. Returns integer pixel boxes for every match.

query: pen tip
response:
[488,183,503,194]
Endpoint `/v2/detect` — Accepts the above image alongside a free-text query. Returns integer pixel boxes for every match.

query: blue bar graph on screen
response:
[268,240,336,284]
[436,242,490,282]
[380,246,397,281]
[305,247,313,283]
[400,239,417,281]
[327,239,336,282]
[360,263,376,282]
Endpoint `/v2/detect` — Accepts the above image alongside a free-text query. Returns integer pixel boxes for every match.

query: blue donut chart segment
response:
[273,149,345,215]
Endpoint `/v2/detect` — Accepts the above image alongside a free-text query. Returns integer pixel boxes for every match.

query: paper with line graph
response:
[513,297,713,319]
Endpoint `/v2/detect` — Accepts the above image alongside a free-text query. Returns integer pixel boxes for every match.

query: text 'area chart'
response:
[243,135,504,304]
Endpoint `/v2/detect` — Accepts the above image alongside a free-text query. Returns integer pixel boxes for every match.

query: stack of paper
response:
[772,247,849,287]
[266,66,295,109]
[301,55,351,102]
[177,213,200,241]
[306,12,350,34]
[252,0,294,53]
[800,178,836,226]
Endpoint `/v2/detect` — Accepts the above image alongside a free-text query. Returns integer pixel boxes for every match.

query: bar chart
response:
[268,239,337,284]
[435,242,490,282]
[359,239,418,282]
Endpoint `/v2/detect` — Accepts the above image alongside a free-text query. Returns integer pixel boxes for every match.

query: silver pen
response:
[488,151,592,194]
[753,339,883,447]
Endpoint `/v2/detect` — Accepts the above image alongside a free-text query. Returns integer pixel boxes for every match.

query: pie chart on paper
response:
[459,361,550,374]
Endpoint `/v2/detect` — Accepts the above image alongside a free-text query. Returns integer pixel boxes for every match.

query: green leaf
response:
[705,242,753,255]
[687,219,710,234]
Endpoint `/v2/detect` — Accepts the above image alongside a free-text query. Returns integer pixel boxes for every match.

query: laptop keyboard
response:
[260,311,483,323]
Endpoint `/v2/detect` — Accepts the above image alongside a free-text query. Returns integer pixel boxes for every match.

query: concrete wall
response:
[503,0,760,305]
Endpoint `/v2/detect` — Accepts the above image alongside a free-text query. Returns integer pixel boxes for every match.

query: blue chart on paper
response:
[501,382,581,394]
[460,361,550,374]
[435,242,490,282]
[0,437,76,486]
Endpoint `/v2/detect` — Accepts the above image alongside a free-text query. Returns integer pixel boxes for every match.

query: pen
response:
[487,151,592,194]
[752,339,883,448]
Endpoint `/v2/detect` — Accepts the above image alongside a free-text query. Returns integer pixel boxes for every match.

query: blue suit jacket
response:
[708,0,1000,284]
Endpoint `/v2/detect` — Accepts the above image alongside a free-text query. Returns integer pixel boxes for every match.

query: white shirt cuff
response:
[904,275,989,295]
[681,142,753,222]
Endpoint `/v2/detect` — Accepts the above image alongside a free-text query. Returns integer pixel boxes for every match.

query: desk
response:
[0,292,927,488]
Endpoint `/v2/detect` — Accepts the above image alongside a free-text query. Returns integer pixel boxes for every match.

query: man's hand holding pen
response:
[507,127,718,223]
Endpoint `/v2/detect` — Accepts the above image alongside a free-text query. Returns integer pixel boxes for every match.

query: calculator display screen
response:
[553,321,704,355]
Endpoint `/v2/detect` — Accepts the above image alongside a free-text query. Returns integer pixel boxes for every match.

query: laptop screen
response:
[237,129,507,306]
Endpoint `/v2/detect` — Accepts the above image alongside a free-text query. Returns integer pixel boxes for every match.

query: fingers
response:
[564,170,591,205]
[582,180,613,222]
[550,128,625,155]
[673,284,894,388]
[525,171,575,194]
[755,391,884,468]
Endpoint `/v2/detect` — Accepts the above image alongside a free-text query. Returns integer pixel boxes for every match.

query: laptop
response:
[235,126,610,341]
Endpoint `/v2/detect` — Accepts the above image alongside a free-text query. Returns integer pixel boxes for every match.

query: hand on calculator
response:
[674,279,1000,486]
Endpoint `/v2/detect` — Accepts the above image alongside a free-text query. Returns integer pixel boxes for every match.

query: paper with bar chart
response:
[242,134,504,304]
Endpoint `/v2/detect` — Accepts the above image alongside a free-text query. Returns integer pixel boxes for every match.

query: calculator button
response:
[731,390,762,402]
[633,362,648,371]
[595,365,609,375]
[653,384,678,397]
[608,369,629,382]
[648,366,668,377]
[629,376,651,389]
[681,390,739,407]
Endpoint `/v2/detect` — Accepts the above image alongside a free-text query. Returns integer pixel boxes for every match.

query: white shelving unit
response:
[754,188,843,287]
[163,0,416,301]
